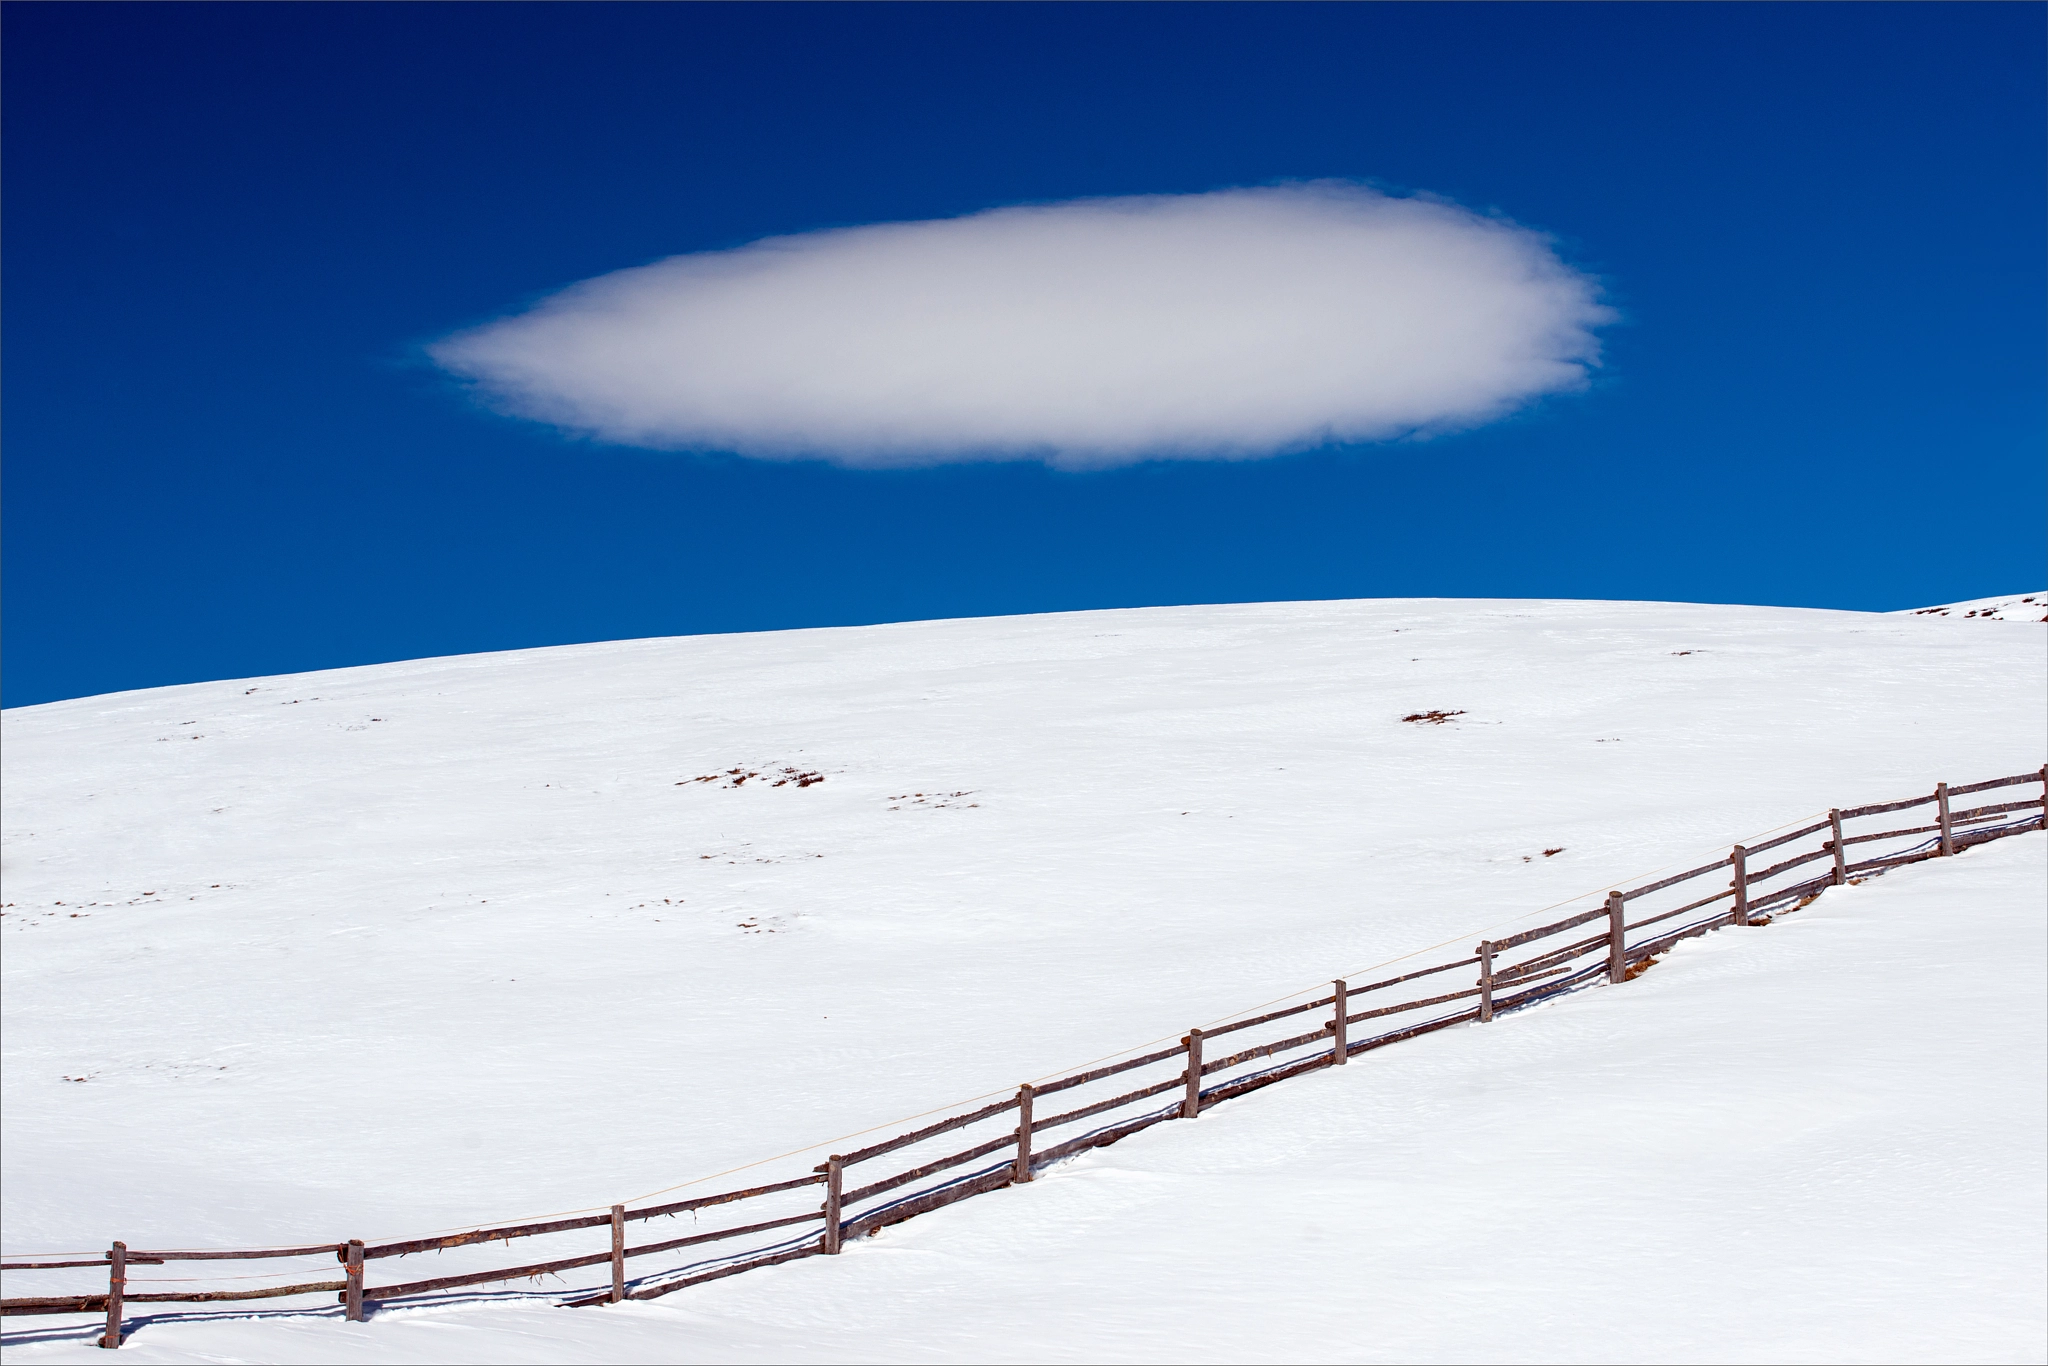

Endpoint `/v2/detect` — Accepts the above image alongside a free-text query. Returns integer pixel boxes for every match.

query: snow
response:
[1892,590,2048,622]
[3,597,2044,1362]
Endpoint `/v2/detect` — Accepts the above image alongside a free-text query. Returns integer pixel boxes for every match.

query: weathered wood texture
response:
[1033,1042,1187,1097]
[840,1131,1018,1207]
[609,1206,624,1304]
[101,1242,124,1349]
[1606,891,1626,982]
[836,1096,1018,1168]
[1331,980,1348,1064]
[1014,1084,1035,1182]
[131,1244,342,1262]
[822,1158,843,1255]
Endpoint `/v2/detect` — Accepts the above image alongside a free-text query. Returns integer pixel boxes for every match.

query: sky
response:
[3,2,2042,709]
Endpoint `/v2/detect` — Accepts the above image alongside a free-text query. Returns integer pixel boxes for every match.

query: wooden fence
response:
[5,765,2043,1349]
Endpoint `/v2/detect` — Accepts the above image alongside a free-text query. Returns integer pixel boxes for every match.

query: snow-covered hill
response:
[3,597,2043,1361]
[1894,590,2047,622]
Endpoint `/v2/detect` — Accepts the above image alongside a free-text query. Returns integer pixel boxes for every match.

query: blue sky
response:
[4,2,2041,708]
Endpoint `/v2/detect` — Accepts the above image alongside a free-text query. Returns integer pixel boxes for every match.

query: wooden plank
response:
[1607,891,1626,982]
[1845,848,1940,875]
[1331,980,1348,1065]
[619,1244,822,1303]
[1497,930,1608,982]
[1201,1025,1332,1076]
[1938,783,1953,856]
[1730,845,1749,925]
[130,1244,345,1262]
[822,1158,843,1255]
[1200,995,1330,1040]
[1829,809,1846,885]
[1625,909,1738,961]
[1352,1007,1483,1056]
[0,1258,161,1270]
[1491,960,1605,1013]
[1947,770,2047,797]
[0,1295,109,1316]
[1741,816,1836,858]
[1031,1075,1183,1137]
[1618,856,1733,903]
[1490,907,1606,949]
[833,1096,1018,1168]
[363,1249,613,1302]
[1746,845,1834,885]
[1956,817,2042,849]
[1840,792,1938,818]
[1182,1030,1203,1119]
[609,1206,624,1304]
[365,1214,610,1260]
[1950,797,2045,821]
[1841,823,1940,847]
[1032,1042,1187,1098]
[840,1166,1016,1243]
[3,1283,342,1312]
[128,1280,346,1304]
[344,1240,364,1322]
[1340,954,1483,1000]
[1026,1105,1180,1170]
[1344,983,1484,1026]
[1748,872,1834,913]
[621,1211,822,1262]
[1014,1084,1035,1183]
[1477,942,1495,1022]
[1624,885,1734,934]
[840,1130,1019,1206]
[1197,1049,1335,1108]
[632,1174,825,1224]
[102,1241,124,1349]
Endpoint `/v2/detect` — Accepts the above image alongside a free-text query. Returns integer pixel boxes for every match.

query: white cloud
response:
[430,183,1613,469]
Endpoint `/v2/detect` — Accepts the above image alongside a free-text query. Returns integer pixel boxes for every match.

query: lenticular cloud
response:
[431,183,1612,468]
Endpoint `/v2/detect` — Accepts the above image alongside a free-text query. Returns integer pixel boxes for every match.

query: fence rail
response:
[6,764,2043,1348]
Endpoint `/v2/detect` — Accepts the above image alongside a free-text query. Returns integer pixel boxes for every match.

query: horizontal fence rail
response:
[6,765,2042,1348]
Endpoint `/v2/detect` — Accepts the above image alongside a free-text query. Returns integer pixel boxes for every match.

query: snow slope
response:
[8,829,2041,1365]
[3,597,2043,1360]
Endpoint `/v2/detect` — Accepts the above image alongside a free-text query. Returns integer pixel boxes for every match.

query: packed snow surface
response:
[3,597,2043,1362]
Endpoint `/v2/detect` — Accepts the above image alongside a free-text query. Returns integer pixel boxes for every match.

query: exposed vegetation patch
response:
[681,766,825,790]
[1401,709,1465,725]
[887,791,978,810]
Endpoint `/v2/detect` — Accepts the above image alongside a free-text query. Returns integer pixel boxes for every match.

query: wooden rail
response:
[5,765,2041,1348]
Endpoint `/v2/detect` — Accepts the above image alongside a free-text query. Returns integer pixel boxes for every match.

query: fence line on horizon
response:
[5,765,2044,1349]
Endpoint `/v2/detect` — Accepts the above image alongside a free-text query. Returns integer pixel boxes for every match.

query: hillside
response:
[3,597,2043,1360]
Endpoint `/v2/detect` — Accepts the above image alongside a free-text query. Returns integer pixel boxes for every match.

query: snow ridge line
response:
[4,766,2044,1347]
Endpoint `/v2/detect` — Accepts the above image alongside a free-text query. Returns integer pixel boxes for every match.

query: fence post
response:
[1606,891,1626,982]
[344,1240,364,1322]
[1331,980,1348,1064]
[99,1241,125,1349]
[608,1205,625,1303]
[822,1157,843,1254]
[1013,1084,1035,1183]
[1937,782,1953,856]
[1829,809,1846,885]
[1730,845,1749,925]
[1182,1029,1203,1118]
[1476,943,1495,1021]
